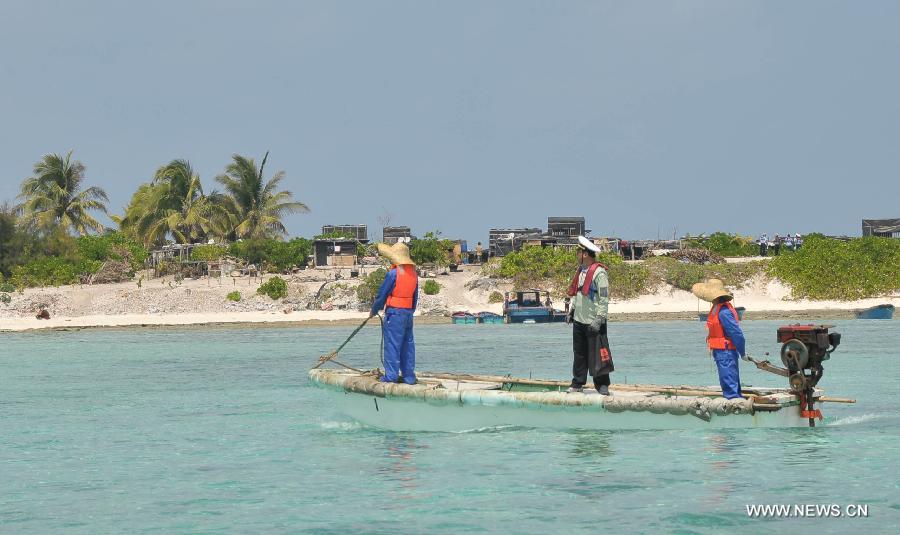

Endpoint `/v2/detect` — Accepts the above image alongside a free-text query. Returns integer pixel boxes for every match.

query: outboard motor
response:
[777,324,841,393]
[778,324,840,426]
[746,324,841,427]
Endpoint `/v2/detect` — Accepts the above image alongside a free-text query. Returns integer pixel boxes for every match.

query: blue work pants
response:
[382,307,416,384]
[712,349,743,399]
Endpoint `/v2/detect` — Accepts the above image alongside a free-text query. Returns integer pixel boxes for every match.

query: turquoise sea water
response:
[2,319,898,533]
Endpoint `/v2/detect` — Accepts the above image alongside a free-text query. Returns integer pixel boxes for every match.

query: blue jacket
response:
[371,267,418,315]
[717,306,746,357]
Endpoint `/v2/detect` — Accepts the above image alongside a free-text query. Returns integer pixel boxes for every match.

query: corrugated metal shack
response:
[547,217,586,240]
[862,218,900,238]
[315,225,369,267]
[314,239,363,267]
[321,224,368,241]
[488,228,543,256]
[383,226,413,244]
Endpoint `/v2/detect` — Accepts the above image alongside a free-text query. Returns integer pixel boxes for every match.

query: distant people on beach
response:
[784,234,794,251]
[757,234,768,257]
[795,233,803,250]
[773,234,782,256]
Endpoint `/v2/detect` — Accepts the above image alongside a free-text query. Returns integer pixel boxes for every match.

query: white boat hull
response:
[320,388,808,431]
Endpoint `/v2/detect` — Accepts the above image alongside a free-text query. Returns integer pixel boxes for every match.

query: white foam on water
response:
[319,420,365,431]
[828,413,882,426]
[451,424,522,434]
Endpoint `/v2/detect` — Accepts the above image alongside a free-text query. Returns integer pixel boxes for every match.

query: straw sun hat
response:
[691,278,733,303]
[376,242,415,266]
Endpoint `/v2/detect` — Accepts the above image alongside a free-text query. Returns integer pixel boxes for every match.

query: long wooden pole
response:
[416,372,774,398]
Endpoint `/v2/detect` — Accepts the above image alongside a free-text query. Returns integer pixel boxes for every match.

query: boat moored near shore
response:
[854,304,894,319]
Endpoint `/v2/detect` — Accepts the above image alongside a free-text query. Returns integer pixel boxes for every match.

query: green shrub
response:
[768,235,900,300]
[409,231,453,266]
[228,238,312,272]
[492,246,651,300]
[643,257,765,292]
[191,245,228,262]
[0,293,10,304]
[423,279,440,295]
[488,290,504,303]
[356,268,387,305]
[0,281,14,293]
[226,291,241,302]
[267,238,313,271]
[257,276,288,300]
[10,257,81,288]
[77,232,148,271]
[684,232,758,257]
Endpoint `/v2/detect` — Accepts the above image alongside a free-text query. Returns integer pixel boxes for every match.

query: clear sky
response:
[1,0,898,244]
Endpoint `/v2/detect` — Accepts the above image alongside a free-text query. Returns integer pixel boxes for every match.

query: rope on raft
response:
[313,313,384,373]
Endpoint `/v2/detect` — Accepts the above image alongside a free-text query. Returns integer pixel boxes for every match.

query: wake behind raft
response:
[310,323,855,431]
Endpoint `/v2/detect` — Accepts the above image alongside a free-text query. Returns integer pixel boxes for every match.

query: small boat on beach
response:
[854,304,894,320]
[451,312,477,324]
[699,306,746,322]
[476,311,505,324]
[504,290,567,324]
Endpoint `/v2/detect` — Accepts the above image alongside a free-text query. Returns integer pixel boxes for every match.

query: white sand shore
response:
[1,267,897,332]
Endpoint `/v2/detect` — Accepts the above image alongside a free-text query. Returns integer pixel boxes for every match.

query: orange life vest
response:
[567,262,609,297]
[707,301,739,350]
[385,264,418,309]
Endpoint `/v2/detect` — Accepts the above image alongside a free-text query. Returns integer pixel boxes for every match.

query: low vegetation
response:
[3,231,148,289]
[190,245,228,262]
[356,268,387,305]
[487,246,769,300]
[423,279,441,295]
[486,246,652,300]
[768,234,900,300]
[257,276,288,300]
[226,291,241,302]
[409,231,453,267]
[683,232,758,257]
[643,257,766,292]
[227,238,312,272]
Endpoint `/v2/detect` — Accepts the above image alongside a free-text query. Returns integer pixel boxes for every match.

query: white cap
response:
[578,236,601,254]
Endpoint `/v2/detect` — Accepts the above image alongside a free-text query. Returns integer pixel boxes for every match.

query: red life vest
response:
[707,301,739,350]
[386,264,418,309]
[567,262,608,297]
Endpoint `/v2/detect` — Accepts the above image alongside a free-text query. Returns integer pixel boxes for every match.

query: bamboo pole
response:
[416,372,777,398]
[817,396,856,404]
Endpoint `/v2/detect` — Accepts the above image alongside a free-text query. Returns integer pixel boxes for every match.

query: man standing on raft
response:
[370,242,419,384]
[566,236,614,395]
[691,278,745,399]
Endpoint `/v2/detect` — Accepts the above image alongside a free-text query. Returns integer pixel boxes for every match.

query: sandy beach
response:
[2,265,896,332]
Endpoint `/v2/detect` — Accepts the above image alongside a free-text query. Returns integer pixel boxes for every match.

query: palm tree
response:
[18,151,109,235]
[118,160,231,246]
[216,152,309,239]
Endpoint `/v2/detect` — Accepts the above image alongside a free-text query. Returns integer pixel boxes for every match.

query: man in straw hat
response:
[370,241,419,384]
[691,278,746,399]
[565,236,614,395]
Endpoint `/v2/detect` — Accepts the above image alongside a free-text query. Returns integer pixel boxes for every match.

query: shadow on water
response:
[701,431,744,508]
[566,429,615,460]
[375,433,428,504]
